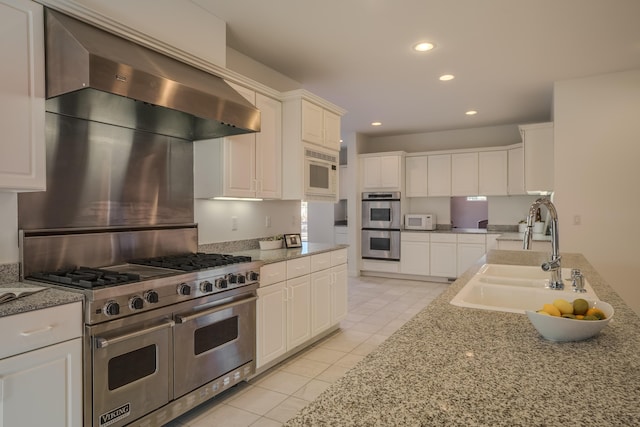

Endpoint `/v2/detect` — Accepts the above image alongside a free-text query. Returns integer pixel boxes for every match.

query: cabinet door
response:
[427,154,451,196]
[0,338,82,427]
[287,275,311,349]
[255,93,282,199]
[457,243,486,276]
[256,282,287,368]
[479,151,508,195]
[405,156,429,197]
[311,270,332,335]
[451,152,478,196]
[0,0,45,191]
[324,110,341,151]
[224,134,256,198]
[301,100,324,145]
[400,240,430,276]
[507,147,525,195]
[362,156,381,189]
[430,242,457,278]
[331,264,348,324]
[380,156,401,189]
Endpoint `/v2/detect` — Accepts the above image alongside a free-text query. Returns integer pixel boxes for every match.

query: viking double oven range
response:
[20,226,262,427]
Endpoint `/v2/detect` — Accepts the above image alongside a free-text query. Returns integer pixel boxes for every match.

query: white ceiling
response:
[192,0,640,137]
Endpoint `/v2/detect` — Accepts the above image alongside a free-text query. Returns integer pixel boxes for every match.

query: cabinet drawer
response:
[430,233,457,243]
[287,257,311,279]
[311,253,332,272]
[260,262,287,286]
[402,232,430,242]
[331,248,348,266]
[457,234,486,244]
[0,301,82,360]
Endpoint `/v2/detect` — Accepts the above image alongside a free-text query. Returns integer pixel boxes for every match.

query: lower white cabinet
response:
[457,234,486,276]
[256,249,348,369]
[0,301,82,427]
[400,232,430,276]
[430,234,458,278]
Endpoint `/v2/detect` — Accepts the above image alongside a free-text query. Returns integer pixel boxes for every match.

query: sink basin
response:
[450,264,598,314]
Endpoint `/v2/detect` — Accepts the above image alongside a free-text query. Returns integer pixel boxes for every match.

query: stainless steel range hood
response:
[44,9,260,140]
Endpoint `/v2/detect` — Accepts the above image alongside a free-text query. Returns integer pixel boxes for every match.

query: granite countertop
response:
[233,242,348,265]
[286,250,640,426]
[0,282,84,318]
[497,232,553,242]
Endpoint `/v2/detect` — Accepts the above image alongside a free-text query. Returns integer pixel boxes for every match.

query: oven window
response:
[370,237,391,251]
[194,316,238,355]
[370,208,391,222]
[108,344,157,390]
[309,163,329,189]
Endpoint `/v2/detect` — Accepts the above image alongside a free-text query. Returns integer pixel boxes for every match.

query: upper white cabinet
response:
[427,154,451,196]
[194,83,282,199]
[508,146,525,195]
[451,152,478,196]
[405,156,429,197]
[479,150,508,196]
[520,122,554,194]
[300,99,341,151]
[0,0,45,192]
[361,153,404,191]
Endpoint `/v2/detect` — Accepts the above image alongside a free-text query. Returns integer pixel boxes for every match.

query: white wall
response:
[307,202,336,244]
[195,199,301,244]
[363,124,522,154]
[226,48,302,92]
[0,193,18,264]
[554,68,640,315]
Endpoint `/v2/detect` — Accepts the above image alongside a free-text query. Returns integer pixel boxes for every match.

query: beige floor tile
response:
[300,346,347,364]
[279,357,331,378]
[291,379,332,401]
[334,352,366,369]
[347,321,384,334]
[315,363,352,383]
[263,396,310,423]
[226,386,289,416]
[250,416,284,427]
[188,404,261,427]
[251,370,311,395]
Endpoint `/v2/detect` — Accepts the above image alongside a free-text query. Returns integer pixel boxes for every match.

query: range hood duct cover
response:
[45,10,260,140]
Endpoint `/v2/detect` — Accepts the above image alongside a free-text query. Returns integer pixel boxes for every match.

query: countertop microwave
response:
[404,214,436,230]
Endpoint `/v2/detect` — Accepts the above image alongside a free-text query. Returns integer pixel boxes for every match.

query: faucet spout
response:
[523,197,563,289]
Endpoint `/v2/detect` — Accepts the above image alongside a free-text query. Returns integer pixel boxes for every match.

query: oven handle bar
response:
[95,318,175,348]
[175,296,257,324]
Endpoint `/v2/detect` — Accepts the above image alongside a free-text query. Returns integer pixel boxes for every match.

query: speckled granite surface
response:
[231,243,347,264]
[0,281,83,318]
[285,250,640,426]
[0,262,19,284]
[497,232,552,242]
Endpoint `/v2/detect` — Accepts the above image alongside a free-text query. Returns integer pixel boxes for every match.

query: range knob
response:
[228,274,238,284]
[200,280,214,293]
[177,283,191,296]
[129,296,144,310]
[237,275,246,284]
[103,301,120,316]
[144,290,159,304]
[215,278,228,289]
[247,271,259,281]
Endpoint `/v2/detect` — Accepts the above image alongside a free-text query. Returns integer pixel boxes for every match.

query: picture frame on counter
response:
[284,233,302,248]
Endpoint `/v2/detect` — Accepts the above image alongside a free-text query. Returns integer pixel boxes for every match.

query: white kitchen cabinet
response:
[508,146,526,195]
[194,84,282,199]
[301,99,341,151]
[400,232,430,276]
[0,0,45,192]
[427,154,451,196]
[451,152,478,196]
[287,275,312,348]
[361,153,403,191]
[334,226,348,245]
[405,156,429,197]
[330,263,348,324]
[256,280,287,367]
[486,233,500,251]
[0,301,82,427]
[430,233,457,278]
[311,269,332,336]
[519,122,554,194]
[479,150,508,196]
[457,234,486,276]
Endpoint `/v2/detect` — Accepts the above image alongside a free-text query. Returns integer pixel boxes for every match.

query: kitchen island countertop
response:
[232,242,347,264]
[0,282,84,318]
[285,249,640,426]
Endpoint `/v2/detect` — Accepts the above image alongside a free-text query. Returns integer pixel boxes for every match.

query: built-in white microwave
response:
[404,214,436,230]
[304,148,338,201]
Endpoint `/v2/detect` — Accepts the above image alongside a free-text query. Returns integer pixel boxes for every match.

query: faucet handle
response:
[573,272,587,293]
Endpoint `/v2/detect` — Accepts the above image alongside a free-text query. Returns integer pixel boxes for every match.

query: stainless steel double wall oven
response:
[361,192,401,261]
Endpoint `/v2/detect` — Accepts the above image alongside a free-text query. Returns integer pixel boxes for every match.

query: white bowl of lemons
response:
[525,298,614,342]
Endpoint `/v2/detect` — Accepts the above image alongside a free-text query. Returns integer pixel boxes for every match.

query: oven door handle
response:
[95,318,175,349]
[175,296,257,324]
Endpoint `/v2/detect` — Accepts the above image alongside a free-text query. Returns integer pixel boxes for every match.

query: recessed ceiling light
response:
[413,42,435,52]
[465,110,478,116]
[439,74,455,81]
[371,122,382,126]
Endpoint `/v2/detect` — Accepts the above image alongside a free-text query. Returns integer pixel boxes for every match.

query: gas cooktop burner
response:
[29,267,140,289]
[128,252,252,271]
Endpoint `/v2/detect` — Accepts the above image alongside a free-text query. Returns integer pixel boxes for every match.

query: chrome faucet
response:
[523,197,563,289]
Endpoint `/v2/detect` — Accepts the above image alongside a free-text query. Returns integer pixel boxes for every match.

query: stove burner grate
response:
[29,267,141,289]
[128,252,252,271]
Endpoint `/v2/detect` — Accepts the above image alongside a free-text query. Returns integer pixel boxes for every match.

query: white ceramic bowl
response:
[525,300,614,342]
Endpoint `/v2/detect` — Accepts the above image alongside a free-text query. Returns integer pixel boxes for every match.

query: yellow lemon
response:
[542,303,561,317]
[553,299,574,315]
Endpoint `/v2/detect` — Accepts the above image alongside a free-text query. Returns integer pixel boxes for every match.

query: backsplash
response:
[198,238,261,254]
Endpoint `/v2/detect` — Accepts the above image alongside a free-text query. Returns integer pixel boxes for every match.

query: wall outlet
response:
[231,216,238,231]
[573,215,581,225]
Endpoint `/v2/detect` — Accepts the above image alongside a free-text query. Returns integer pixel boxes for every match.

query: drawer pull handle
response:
[20,325,54,336]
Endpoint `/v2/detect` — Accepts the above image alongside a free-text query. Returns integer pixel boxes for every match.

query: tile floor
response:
[164,275,448,427]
